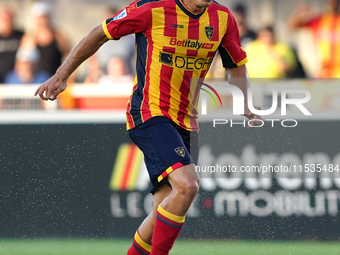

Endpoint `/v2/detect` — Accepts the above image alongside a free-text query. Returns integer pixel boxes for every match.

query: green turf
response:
[0,239,339,255]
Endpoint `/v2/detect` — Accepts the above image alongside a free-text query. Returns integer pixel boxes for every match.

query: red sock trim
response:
[127,230,151,255]
[132,242,150,255]
[156,213,184,229]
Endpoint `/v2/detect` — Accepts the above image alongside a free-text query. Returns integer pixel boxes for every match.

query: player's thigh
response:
[128,116,195,194]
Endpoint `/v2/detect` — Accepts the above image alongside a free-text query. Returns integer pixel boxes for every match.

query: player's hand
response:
[243,106,262,129]
[34,73,67,101]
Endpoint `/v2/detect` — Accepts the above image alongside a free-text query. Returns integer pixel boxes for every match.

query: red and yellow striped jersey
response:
[306,14,340,78]
[102,0,247,131]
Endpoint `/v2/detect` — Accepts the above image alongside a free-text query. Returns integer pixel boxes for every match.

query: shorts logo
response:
[205,26,214,40]
[174,147,185,157]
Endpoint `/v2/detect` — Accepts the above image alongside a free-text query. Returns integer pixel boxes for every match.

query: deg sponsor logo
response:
[159,51,213,71]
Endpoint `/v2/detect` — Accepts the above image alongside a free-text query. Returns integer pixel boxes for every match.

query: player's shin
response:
[150,205,185,255]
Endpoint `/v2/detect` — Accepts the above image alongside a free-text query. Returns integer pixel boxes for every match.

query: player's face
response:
[183,0,212,12]
[193,0,213,8]
[184,0,212,12]
[195,0,212,7]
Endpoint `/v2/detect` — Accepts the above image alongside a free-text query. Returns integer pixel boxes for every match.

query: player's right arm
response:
[35,25,109,101]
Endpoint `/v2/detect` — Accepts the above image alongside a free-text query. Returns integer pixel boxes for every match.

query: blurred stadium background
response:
[1,0,340,254]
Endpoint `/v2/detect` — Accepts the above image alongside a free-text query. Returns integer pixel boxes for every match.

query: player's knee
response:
[188,177,200,197]
[176,177,199,199]
[168,164,200,198]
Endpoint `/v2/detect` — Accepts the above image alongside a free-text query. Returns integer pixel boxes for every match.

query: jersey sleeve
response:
[102,1,151,40]
[218,12,248,68]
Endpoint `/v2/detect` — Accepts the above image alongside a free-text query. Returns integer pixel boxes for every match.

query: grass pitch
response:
[0,239,339,255]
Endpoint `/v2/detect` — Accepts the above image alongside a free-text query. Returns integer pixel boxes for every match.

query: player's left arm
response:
[225,64,262,128]
[219,11,262,127]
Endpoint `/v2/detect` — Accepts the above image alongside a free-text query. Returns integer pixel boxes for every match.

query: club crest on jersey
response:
[205,26,214,40]
[174,147,185,157]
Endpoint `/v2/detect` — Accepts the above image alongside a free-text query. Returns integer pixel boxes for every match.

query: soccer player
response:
[35,0,261,254]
